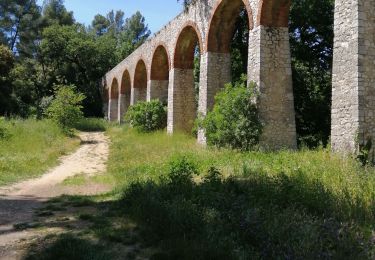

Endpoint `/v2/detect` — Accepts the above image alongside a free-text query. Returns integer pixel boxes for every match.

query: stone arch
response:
[198,0,252,143]
[109,77,119,122]
[133,59,147,104]
[102,85,109,120]
[168,23,202,133]
[150,44,170,103]
[257,0,291,27]
[119,69,131,121]
[173,22,203,69]
[207,0,253,53]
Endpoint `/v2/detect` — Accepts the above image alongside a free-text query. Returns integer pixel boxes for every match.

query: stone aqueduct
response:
[103,0,375,154]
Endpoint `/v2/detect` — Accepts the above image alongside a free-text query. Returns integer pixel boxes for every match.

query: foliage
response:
[0,0,150,118]
[0,45,15,77]
[168,156,198,186]
[0,0,41,53]
[0,45,15,115]
[25,234,114,260]
[202,78,263,151]
[290,0,334,147]
[125,100,167,133]
[41,0,74,26]
[73,118,107,132]
[103,127,375,259]
[116,11,151,60]
[0,119,78,186]
[46,84,85,135]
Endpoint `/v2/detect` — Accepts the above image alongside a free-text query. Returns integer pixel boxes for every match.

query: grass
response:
[73,118,107,132]
[24,126,375,259]
[0,119,79,186]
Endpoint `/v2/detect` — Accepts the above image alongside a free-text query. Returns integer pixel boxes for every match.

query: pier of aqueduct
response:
[103,0,375,154]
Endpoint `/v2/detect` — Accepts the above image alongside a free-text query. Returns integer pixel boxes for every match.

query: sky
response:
[36,0,183,34]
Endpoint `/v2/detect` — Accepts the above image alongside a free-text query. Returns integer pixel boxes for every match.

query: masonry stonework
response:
[104,0,374,153]
[332,0,375,155]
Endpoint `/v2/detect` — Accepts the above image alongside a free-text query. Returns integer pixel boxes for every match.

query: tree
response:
[0,0,42,54]
[106,10,125,36]
[116,11,150,60]
[91,14,110,36]
[47,84,85,135]
[0,45,15,115]
[42,0,74,26]
[289,0,334,147]
[40,24,117,116]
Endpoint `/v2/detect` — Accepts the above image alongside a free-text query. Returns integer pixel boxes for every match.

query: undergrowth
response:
[24,126,375,259]
[0,119,79,186]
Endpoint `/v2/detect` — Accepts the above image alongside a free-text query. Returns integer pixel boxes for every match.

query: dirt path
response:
[0,132,110,259]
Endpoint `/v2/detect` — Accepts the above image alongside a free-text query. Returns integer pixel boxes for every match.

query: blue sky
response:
[36,0,183,33]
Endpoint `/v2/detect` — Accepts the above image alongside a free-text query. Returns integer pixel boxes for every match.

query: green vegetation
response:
[0,119,79,186]
[125,100,167,133]
[46,85,85,136]
[202,79,262,151]
[1,0,150,117]
[26,127,374,259]
[73,118,107,132]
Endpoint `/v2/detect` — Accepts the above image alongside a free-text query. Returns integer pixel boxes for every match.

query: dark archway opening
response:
[133,60,147,104]
[151,45,170,104]
[120,70,131,120]
[173,25,202,133]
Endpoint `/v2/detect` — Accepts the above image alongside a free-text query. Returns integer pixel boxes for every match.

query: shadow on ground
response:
[18,168,375,260]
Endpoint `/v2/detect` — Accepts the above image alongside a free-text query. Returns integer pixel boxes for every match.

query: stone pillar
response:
[133,88,147,105]
[331,0,375,155]
[118,94,127,123]
[108,98,118,122]
[147,80,169,104]
[167,68,196,133]
[103,102,108,120]
[248,25,297,150]
[197,52,231,144]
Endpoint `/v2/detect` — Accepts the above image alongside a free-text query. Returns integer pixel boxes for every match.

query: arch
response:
[151,44,170,80]
[169,23,202,133]
[150,44,170,103]
[120,70,131,95]
[173,22,203,69]
[207,0,253,53]
[119,70,131,120]
[133,59,148,103]
[109,77,119,122]
[110,78,119,99]
[257,0,291,27]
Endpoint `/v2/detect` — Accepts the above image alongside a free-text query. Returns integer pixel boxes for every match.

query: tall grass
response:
[104,126,375,258]
[0,119,79,186]
[24,126,375,259]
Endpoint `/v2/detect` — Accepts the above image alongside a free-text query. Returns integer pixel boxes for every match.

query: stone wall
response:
[332,0,375,156]
[100,0,352,150]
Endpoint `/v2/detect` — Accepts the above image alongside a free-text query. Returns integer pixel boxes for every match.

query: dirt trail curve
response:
[0,132,110,259]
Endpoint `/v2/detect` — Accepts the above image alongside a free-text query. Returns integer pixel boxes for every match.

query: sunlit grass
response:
[0,119,79,186]
[106,126,375,221]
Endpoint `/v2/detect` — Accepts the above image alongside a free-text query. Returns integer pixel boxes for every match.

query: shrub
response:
[125,99,167,132]
[47,84,85,135]
[0,117,10,140]
[168,156,198,185]
[202,77,263,151]
[74,118,107,132]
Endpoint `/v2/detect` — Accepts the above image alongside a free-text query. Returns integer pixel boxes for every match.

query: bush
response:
[125,99,167,132]
[0,117,10,140]
[202,77,263,151]
[73,118,107,132]
[47,84,85,135]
